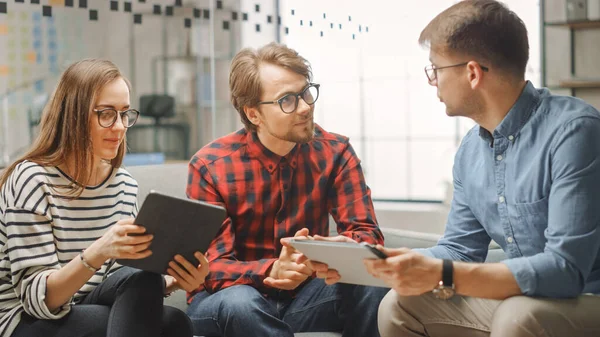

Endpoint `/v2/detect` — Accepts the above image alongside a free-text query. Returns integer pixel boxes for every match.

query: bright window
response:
[281,0,540,201]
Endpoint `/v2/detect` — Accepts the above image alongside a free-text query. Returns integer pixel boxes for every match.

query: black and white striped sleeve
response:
[5,207,70,319]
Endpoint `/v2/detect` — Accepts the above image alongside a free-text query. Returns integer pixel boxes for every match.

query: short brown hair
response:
[0,59,130,196]
[229,42,312,131]
[419,0,529,79]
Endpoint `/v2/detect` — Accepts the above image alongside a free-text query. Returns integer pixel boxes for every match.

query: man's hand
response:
[363,245,442,296]
[264,228,313,290]
[297,235,357,285]
[165,252,210,293]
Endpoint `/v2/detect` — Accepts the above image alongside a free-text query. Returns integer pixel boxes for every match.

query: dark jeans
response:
[12,267,192,337]
[187,278,388,337]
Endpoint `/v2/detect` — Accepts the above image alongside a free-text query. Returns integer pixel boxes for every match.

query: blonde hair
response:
[0,59,131,196]
[229,42,312,131]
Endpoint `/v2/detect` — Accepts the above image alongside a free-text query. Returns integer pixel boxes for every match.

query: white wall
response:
[0,0,246,162]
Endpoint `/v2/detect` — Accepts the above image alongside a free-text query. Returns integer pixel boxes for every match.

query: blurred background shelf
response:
[558,78,600,88]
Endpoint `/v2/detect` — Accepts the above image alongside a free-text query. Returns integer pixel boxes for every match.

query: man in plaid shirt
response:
[185,42,388,337]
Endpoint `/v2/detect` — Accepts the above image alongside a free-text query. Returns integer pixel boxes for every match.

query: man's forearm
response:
[453,262,522,300]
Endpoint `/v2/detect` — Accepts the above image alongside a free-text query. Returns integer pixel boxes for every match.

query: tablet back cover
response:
[116,191,226,274]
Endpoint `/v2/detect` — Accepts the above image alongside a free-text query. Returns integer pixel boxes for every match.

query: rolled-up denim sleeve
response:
[418,138,492,262]
[504,116,600,298]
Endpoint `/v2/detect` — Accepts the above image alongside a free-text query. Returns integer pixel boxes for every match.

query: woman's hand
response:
[85,218,153,268]
[165,252,210,293]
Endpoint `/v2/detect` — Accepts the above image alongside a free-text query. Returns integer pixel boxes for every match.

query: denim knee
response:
[353,285,389,305]
[189,285,271,318]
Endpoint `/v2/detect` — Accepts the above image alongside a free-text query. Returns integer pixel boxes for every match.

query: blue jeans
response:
[187,278,388,337]
[12,267,192,337]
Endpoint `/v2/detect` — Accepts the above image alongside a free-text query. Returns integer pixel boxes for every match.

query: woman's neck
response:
[59,157,112,186]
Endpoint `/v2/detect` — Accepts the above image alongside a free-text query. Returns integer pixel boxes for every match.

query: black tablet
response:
[116,191,226,274]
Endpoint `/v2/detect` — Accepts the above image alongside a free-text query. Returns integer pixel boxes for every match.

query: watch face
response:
[433,286,455,300]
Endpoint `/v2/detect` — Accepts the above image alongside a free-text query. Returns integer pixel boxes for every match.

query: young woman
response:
[0,59,208,337]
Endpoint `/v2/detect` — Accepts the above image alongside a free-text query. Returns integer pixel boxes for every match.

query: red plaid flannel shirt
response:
[186,124,383,300]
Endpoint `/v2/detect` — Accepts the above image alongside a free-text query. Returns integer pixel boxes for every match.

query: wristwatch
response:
[432,259,455,300]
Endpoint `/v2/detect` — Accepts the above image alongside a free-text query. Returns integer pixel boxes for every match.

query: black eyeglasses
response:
[258,83,320,114]
[93,108,140,128]
[424,62,489,83]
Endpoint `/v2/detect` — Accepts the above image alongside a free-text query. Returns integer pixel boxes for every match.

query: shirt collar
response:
[479,81,540,142]
[246,131,299,173]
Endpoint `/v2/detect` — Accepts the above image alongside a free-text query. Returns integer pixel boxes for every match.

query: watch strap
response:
[442,259,453,287]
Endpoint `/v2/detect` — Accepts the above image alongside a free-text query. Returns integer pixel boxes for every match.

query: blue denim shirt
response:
[425,82,600,298]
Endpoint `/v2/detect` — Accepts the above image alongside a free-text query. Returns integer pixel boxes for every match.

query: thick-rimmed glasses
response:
[93,108,140,128]
[424,62,489,83]
[258,83,320,114]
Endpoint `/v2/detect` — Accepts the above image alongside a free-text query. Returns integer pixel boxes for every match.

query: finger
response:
[377,255,411,272]
[378,246,410,257]
[296,254,309,265]
[365,260,400,276]
[310,261,329,273]
[117,218,136,226]
[168,260,195,285]
[316,271,328,279]
[280,271,309,281]
[363,259,378,274]
[174,255,204,282]
[288,263,312,276]
[263,277,296,290]
[281,270,312,281]
[119,242,149,255]
[313,235,355,243]
[174,255,199,274]
[376,270,397,286]
[117,249,152,260]
[295,255,316,271]
[130,240,153,253]
[116,224,147,236]
[320,269,340,280]
[124,234,154,245]
[325,273,341,285]
[194,252,210,277]
[167,268,192,292]
[294,228,309,237]
[280,237,296,250]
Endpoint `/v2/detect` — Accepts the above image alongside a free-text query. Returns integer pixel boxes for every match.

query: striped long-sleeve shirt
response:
[0,160,138,337]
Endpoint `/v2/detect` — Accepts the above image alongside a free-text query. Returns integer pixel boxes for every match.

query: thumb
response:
[280,237,294,249]
[263,277,276,286]
[294,228,309,237]
[378,245,410,257]
[264,277,292,289]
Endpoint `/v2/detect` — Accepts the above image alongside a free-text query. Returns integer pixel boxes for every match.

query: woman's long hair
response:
[0,59,131,196]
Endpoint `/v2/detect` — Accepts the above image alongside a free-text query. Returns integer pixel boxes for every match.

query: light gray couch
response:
[126,163,506,337]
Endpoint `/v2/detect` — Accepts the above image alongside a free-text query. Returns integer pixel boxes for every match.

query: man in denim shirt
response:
[365,1,600,336]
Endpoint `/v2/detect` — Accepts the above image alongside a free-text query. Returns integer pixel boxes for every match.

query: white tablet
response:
[288,239,389,288]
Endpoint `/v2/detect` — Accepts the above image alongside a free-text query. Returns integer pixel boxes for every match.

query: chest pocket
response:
[514,196,548,252]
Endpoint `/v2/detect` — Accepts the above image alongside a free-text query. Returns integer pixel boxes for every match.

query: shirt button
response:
[507,236,514,243]
[498,196,505,203]
[508,135,514,141]
[496,155,503,161]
